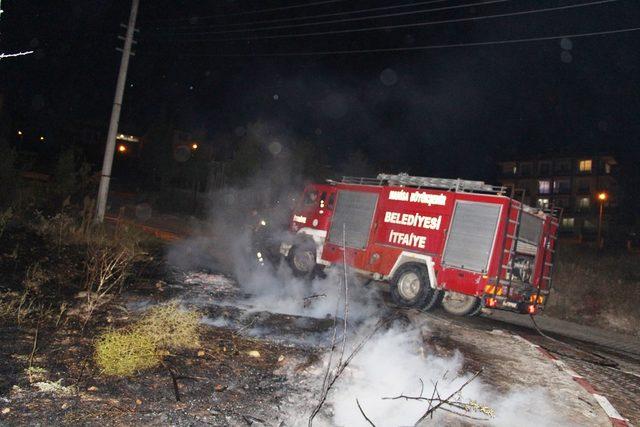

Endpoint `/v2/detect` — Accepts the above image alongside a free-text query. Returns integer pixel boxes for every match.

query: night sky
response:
[1,0,639,180]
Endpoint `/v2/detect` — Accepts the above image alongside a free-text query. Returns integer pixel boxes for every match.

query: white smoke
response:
[326,324,565,427]
[163,125,571,427]
[236,261,386,323]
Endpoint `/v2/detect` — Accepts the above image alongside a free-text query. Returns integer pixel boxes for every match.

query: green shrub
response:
[94,329,159,376]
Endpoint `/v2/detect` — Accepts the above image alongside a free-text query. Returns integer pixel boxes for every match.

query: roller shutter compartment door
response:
[443,201,501,273]
[327,190,378,250]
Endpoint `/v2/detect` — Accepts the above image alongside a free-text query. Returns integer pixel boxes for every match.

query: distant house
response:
[497,155,617,234]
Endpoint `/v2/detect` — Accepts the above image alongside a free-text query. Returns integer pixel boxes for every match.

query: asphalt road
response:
[423,308,639,426]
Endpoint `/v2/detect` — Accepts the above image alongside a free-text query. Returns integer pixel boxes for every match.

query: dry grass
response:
[0,207,13,239]
[546,242,640,336]
[94,329,160,376]
[83,245,138,326]
[94,303,201,376]
[133,302,201,350]
[0,289,52,325]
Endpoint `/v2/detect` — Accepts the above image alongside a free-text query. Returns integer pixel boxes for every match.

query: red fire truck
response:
[280,173,559,316]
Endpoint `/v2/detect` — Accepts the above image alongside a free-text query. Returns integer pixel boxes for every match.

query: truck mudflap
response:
[483,282,547,315]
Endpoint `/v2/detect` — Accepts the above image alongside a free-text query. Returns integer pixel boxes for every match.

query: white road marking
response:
[592,394,624,421]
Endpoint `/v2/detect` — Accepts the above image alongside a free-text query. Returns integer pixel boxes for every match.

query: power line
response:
[150,0,507,37]
[146,26,640,57]
[0,50,34,59]
[142,0,348,23]
[158,0,621,43]
[158,0,455,30]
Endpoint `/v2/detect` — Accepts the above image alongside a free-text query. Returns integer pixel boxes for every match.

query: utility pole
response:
[95,0,140,223]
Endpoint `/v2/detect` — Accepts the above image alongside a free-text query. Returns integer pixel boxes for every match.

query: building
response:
[498,155,617,234]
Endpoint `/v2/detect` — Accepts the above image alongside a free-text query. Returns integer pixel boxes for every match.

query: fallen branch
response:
[232,317,257,336]
[161,362,181,402]
[356,398,376,427]
[414,369,483,426]
[302,293,327,308]
[381,370,490,425]
[241,413,266,425]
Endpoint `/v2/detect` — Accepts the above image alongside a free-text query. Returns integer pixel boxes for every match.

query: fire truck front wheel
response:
[390,263,436,309]
[288,241,317,278]
[441,291,482,316]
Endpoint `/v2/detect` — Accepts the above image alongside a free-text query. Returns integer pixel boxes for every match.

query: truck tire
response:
[467,299,484,317]
[441,291,482,316]
[390,263,437,310]
[288,240,317,278]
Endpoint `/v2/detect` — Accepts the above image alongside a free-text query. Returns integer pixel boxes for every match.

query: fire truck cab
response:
[280,173,559,316]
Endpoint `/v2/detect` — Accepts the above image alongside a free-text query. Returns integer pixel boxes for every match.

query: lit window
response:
[538,180,551,194]
[578,197,590,210]
[604,163,611,174]
[537,198,549,209]
[579,159,592,172]
[561,218,575,228]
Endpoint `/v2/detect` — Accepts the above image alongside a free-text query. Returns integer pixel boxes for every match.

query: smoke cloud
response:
[163,123,570,426]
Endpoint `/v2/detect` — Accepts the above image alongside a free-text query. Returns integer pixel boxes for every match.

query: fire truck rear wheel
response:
[441,291,482,316]
[390,263,435,309]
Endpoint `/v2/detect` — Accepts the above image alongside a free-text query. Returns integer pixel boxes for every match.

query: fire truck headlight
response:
[260,219,267,226]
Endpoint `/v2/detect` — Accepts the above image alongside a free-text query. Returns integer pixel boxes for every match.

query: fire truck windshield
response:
[304,190,318,206]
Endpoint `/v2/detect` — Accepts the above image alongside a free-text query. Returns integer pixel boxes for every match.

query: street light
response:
[597,191,608,248]
[191,143,198,150]
[118,144,127,153]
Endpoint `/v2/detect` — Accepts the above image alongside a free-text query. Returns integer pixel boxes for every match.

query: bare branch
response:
[336,223,350,378]
[309,316,393,426]
[356,399,376,427]
[309,225,351,426]
[414,369,483,426]
[426,380,438,416]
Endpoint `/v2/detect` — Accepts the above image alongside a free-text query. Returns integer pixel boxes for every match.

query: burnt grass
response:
[0,222,320,426]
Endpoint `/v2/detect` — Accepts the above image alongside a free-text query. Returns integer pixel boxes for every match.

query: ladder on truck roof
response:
[339,173,507,195]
